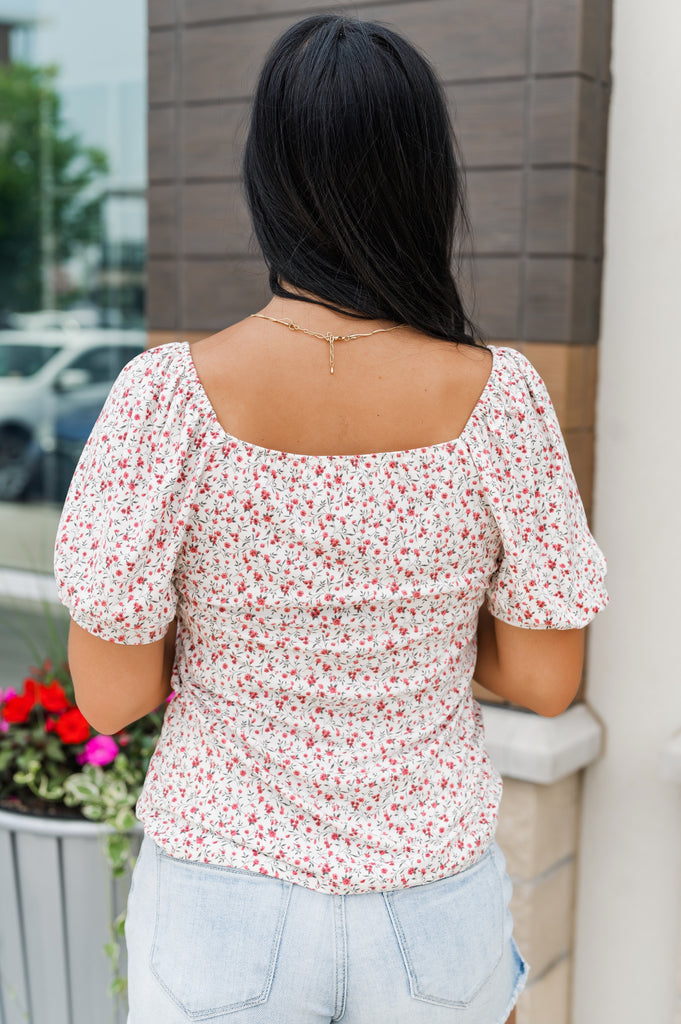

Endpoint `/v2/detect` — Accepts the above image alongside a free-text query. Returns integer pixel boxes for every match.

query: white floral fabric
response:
[54,342,607,894]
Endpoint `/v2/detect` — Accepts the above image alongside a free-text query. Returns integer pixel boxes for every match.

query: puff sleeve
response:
[476,347,608,629]
[54,345,203,644]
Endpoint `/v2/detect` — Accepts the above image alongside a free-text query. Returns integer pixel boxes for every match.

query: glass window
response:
[0,342,62,378]
[0,0,146,575]
[66,344,143,384]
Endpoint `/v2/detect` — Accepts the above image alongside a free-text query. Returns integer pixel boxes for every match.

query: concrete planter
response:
[0,807,141,1024]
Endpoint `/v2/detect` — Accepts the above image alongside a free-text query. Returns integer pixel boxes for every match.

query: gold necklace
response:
[249,313,406,374]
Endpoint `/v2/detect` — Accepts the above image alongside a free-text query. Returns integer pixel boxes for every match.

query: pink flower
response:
[0,688,13,730]
[77,735,119,766]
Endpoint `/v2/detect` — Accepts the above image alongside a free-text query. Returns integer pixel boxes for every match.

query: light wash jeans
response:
[125,835,528,1024]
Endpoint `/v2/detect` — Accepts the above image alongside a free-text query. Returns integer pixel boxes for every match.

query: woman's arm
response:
[475,604,584,717]
[67,618,177,735]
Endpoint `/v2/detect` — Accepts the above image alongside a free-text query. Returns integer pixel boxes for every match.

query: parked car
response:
[0,329,145,501]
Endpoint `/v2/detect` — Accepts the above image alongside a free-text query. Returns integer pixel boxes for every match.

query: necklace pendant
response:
[248,313,406,376]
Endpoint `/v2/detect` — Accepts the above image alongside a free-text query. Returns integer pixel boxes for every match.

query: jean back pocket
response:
[382,845,507,1007]
[150,847,292,1019]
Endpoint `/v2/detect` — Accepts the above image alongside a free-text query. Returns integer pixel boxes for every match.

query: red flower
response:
[38,683,70,713]
[23,678,38,700]
[55,708,91,745]
[2,693,35,724]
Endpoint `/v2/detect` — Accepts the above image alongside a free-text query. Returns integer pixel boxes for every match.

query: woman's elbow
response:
[527,694,573,718]
[520,672,582,717]
[68,619,172,735]
[75,699,128,737]
[493,620,585,718]
[75,690,167,735]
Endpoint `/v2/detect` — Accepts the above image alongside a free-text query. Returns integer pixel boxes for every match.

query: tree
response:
[0,62,108,314]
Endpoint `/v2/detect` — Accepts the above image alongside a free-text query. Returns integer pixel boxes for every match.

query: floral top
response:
[54,342,607,894]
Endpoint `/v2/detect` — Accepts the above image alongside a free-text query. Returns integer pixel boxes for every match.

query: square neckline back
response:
[179,339,501,461]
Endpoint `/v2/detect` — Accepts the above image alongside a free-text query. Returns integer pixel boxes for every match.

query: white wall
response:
[572,0,681,1021]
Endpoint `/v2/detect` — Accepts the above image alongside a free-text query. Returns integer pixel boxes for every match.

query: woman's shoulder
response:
[476,345,557,423]
[116,341,187,392]
[106,342,197,420]
[87,341,221,456]
[498,344,555,386]
[464,344,567,466]
[485,344,540,386]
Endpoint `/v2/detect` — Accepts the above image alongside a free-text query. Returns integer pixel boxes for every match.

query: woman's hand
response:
[474,603,585,717]
[67,618,177,735]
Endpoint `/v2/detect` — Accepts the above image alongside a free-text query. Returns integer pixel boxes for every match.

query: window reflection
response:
[0,1,145,540]
[0,343,62,378]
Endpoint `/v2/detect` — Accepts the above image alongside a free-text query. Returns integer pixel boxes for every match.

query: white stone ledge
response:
[481,703,603,784]
[659,731,681,782]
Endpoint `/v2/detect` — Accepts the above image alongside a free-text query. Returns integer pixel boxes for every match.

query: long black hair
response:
[243,14,480,345]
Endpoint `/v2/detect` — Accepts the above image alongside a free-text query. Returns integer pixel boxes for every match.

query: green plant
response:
[0,646,167,999]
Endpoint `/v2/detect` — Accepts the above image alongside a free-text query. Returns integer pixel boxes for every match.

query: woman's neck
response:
[263,282,401,335]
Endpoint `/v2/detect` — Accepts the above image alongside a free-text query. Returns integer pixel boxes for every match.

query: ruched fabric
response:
[470,351,607,629]
[55,342,607,895]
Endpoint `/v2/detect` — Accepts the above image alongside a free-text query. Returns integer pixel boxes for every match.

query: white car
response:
[0,329,145,501]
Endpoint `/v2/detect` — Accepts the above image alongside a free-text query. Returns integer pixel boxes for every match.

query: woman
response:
[54,14,607,1024]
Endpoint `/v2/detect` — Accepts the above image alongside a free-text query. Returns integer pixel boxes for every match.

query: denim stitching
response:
[380,843,496,992]
[261,881,293,1008]
[381,845,505,1008]
[155,843,271,879]
[382,889,418,998]
[331,895,347,1021]
[149,844,293,1019]
[149,840,163,1001]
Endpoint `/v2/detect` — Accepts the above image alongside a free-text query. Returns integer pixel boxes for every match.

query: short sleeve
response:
[476,348,608,629]
[54,346,202,644]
